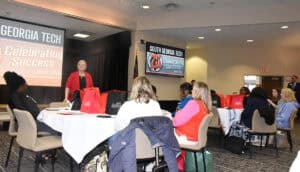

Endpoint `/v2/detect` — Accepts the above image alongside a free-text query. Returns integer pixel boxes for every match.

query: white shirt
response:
[115,99,162,131]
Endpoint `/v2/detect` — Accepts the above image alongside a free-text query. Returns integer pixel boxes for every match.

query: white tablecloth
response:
[37,110,117,163]
[217,108,243,135]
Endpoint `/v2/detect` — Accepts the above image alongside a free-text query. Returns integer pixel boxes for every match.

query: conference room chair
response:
[180,113,213,172]
[277,109,298,152]
[5,106,51,167]
[247,110,278,158]
[4,105,17,167]
[208,106,223,147]
[13,109,65,172]
[135,128,166,171]
[49,101,69,108]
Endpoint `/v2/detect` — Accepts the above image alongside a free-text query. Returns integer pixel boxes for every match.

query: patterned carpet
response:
[0,121,298,172]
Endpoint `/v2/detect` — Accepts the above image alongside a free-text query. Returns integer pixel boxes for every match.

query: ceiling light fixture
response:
[142,5,150,9]
[280,25,288,29]
[198,36,205,39]
[215,28,221,32]
[73,33,90,38]
[247,39,254,43]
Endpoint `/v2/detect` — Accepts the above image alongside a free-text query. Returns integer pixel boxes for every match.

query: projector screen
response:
[0,18,64,87]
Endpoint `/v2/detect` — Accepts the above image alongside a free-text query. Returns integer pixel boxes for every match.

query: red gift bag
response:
[217,93,226,108]
[80,87,102,114]
[99,92,108,113]
[228,95,245,109]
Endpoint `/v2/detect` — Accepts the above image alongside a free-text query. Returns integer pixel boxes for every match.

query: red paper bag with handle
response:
[80,87,102,114]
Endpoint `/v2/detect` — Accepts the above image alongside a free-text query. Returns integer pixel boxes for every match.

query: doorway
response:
[261,76,283,98]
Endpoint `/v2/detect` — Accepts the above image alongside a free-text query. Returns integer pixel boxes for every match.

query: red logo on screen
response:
[149,53,162,72]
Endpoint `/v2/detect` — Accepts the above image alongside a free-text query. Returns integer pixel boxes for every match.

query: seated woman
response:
[240,86,251,108]
[3,72,58,135]
[175,82,193,113]
[276,88,299,129]
[240,87,269,129]
[115,76,162,131]
[173,81,211,144]
[271,88,282,105]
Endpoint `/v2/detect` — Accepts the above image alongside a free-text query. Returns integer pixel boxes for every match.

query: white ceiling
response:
[146,21,300,48]
[2,0,300,47]
[0,0,124,41]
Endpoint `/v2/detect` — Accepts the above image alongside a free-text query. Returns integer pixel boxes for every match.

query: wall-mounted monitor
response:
[145,42,185,77]
[0,17,64,87]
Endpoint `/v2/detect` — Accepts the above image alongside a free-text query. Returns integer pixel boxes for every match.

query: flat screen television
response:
[145,42,185,77]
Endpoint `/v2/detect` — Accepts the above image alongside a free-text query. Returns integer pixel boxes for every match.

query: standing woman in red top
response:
[64,59,94,101]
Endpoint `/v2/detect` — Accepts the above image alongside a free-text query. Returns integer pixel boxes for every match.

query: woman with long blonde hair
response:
[276,88,299,128]
[173,81,212,143]
[116,76,162,131]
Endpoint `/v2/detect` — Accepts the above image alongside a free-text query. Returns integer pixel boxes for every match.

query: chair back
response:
[195,113,213,149]
[289,109,298,130]
[13,109,37,150]
[209,106,220,127]
[251,109,276,133]
[135,128,156,159]
[49,102,68,108]
[6,105,17,136]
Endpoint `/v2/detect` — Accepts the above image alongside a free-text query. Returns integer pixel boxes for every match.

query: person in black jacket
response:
[240,87,270,128]
[3,71,58,135]
[287,75,300,118]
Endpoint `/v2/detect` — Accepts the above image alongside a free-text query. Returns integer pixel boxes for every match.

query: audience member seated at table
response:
[271,88,282,105]
[3,72,58,135]
[115,76,162,131]
[240,87,270,129]
[211,89,221,108]
[239,86,251,107]
[268,88,284,112]
[276,88,299,128]
[64,59,94,101]
[173,82,211,144]
[175,82,193,112]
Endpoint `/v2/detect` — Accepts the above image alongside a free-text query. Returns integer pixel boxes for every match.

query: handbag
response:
[80,87,102,114]
[224,135,245,154]
[105,90,127,114]
[84,151,108,172]
[224,123,247,154]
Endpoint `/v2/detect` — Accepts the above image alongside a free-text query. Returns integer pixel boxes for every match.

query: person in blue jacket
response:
[174,82,193,115]
[277,88,299,128]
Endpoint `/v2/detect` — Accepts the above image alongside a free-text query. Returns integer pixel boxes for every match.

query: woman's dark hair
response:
[250,87,267,99]
[239,86,251,95]
[3,71,26,92]
[180,82,192,94]
[272,88,281,103]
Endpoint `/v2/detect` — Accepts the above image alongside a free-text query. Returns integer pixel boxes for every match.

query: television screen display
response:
[145,42,185,77]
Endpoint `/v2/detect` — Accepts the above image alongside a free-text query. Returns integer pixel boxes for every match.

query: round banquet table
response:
[217,108,243,135]
[37,110,117,163]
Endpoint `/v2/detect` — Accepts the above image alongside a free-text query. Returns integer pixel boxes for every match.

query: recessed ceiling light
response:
[198,36,205,39]
[281,25,288,29]
[142,5,150,9]
[215,28,222,32]
[73,33,90,38]
[247,39,254,43]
